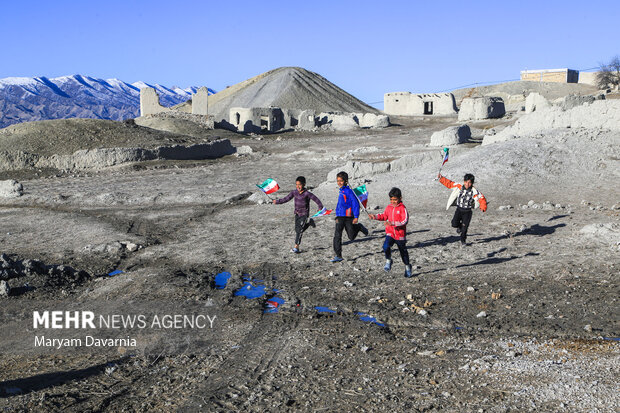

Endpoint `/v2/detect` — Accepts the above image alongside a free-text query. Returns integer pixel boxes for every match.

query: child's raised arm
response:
[438,175,457,189]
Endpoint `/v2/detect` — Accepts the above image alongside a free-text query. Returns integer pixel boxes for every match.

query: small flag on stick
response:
[256,178,280,194]
[441,147,449,166]
[311,207,333,218]
[353,185,369,209]
[437,147,449,179]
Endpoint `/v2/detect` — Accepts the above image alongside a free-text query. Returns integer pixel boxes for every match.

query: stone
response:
[467,286,475,292]
[0,180,23,198]
[556,94,597,111]
[236,145,253,155]
[584,324,592,332]
[0,280,9,297]
[458,97,505,121]
[525,92,550,113]
[429,125,471,146]
[317,112,359,131]
[359,113,390,128]
[124,242,139,252]
[476,311,487,318]
[105,242,124,254]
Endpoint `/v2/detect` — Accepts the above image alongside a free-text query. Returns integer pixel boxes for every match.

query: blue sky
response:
[1,0,618,107]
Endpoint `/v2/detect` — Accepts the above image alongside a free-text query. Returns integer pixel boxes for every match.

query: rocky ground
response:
[0,114,618,412]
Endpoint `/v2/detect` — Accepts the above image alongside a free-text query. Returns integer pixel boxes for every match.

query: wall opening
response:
[424,101,433,115]
[260,115,269,130]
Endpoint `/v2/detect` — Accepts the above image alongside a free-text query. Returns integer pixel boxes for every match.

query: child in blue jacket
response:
[331,171,369,262]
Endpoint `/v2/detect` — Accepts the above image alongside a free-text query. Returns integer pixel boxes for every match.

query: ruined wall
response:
[229,107,285,133]
[140,87,171,116]
[192,87,210,115]
[384,92,457,116]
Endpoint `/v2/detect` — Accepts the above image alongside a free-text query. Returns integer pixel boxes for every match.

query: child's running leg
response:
[333,217,346,258]
[395,239,410,265]
[343,217,360,241]
[382,236,395,260]
[294,215,308,246]
[460,210,473,244]
[451,209,462,230]
[382,236,394,271]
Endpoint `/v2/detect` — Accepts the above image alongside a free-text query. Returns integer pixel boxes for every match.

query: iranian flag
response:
[353,185,368,208]
[441,147,449,166]
[311,207,333,218]
[256,178,280,194]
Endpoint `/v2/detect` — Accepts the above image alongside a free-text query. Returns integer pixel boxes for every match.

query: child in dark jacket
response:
[331,171,368,262]
[369,187,413,277]
[273,176,323,253]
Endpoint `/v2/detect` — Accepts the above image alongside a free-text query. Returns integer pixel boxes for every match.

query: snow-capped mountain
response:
[0,75,215,128]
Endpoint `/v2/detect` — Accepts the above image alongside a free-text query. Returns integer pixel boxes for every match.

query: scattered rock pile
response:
[429,125,471,146]
[0,254,90,296]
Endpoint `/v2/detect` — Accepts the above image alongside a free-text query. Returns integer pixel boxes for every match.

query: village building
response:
[520,68,579,83]
[383,92,457,116]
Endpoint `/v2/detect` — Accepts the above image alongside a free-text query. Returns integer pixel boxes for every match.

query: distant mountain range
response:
[0,75,214,128]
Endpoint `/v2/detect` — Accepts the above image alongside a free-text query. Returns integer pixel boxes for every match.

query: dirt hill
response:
[206,67,380,122]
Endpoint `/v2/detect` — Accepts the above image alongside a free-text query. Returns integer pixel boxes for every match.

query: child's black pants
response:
[294,214,310,245]
[451,207,472,243]
[333,216,361,257]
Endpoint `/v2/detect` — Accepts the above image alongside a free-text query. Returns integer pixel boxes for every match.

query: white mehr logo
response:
[33,311,96,329]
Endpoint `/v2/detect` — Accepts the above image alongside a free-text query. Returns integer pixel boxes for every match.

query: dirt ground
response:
[0,114,618,412]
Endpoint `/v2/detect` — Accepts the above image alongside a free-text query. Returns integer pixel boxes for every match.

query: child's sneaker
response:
[291,247,300,253]
[384,259,392,272]
[404,265,413,278]
[330,256,344,263]
[359,224,369,236]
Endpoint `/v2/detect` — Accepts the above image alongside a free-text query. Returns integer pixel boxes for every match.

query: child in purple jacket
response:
[273,176,324,253]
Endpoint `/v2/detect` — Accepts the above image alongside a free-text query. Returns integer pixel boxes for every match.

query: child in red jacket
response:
[369,187,413,278]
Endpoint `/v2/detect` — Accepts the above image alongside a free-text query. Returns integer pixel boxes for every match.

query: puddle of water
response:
[214,271,232,289]
[234,281,268,299]
[356,312,385,327]
[108,270,123,276]
[315,306,336,314]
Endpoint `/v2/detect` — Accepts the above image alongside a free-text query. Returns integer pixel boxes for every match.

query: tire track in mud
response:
[183,315,300,410]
